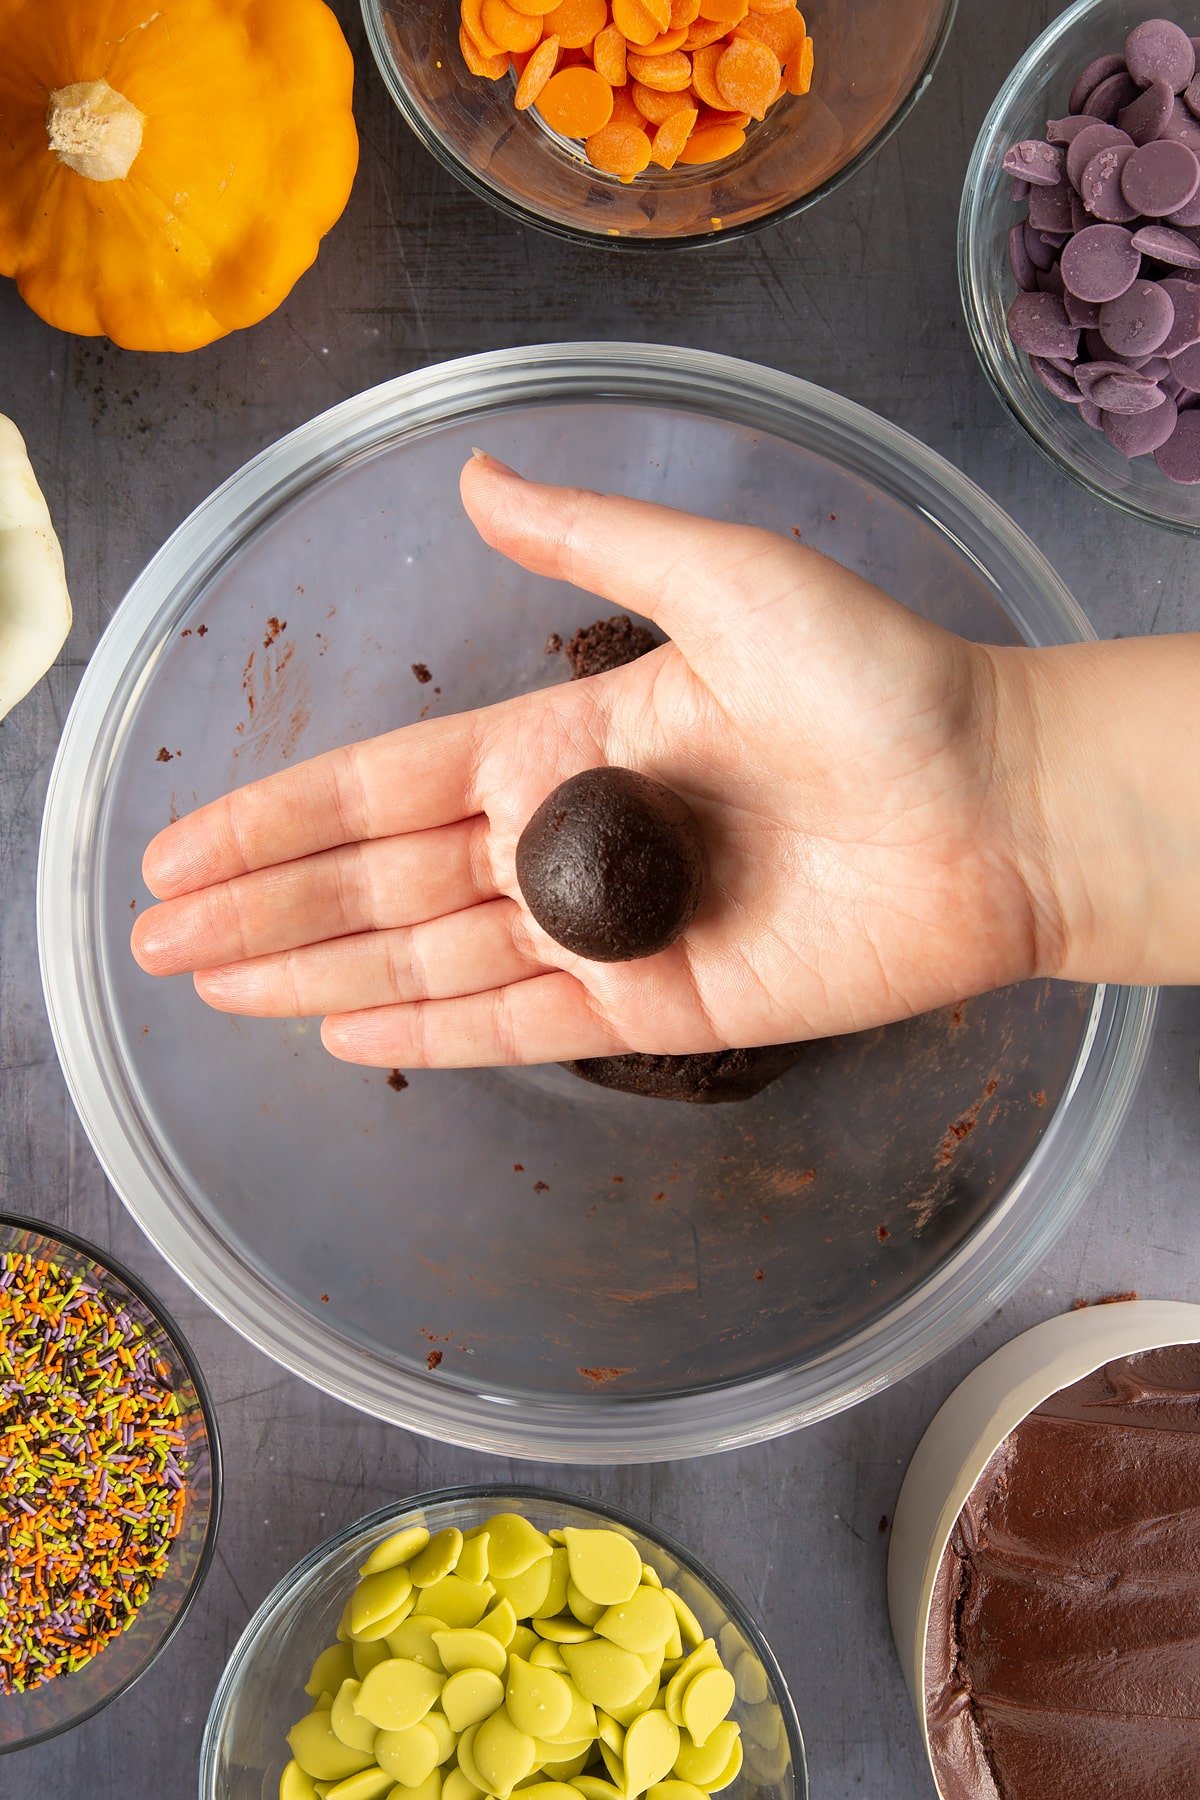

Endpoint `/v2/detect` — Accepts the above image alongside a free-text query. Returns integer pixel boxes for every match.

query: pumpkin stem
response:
[47,80,144,183]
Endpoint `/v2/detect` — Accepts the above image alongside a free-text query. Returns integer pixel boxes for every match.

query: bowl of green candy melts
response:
[199,1484,806,1800]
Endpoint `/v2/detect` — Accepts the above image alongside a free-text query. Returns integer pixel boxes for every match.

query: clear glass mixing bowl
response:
[38,344,1156,1462]
[362,0,957,245]
[960,0,1200,534]
[199,1484,807,1800]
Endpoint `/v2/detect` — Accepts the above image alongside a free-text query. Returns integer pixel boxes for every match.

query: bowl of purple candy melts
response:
[961,0,1200,530]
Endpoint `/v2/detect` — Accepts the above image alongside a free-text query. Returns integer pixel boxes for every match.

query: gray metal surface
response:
[2,0,1198,1794]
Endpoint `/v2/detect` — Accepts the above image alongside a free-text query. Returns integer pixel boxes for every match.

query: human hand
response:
[130,453,1057,1069]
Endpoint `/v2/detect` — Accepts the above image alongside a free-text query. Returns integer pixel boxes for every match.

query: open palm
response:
[131,455,1043,1069]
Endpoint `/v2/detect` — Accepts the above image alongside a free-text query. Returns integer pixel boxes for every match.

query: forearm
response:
[989,633,1200,987]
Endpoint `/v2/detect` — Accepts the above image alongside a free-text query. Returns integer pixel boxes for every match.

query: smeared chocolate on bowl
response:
[924,1343,1200,1800]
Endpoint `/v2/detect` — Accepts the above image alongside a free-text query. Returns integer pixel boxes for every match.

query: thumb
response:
[459,451,805,659]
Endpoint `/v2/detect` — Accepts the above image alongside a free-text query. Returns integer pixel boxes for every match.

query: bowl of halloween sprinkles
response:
[0,1214,220,1752]
[201,1485,806,1800]
[361,0,958,243]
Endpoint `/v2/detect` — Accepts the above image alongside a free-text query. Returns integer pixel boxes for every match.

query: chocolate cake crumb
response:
[564,614,657,679]
[426,1349,443,1370]
[544,633,563,654]
[1070,1290,1139,1310]
[155,747,173,763]
[411,662,432,684]
[386,1070,409,1092]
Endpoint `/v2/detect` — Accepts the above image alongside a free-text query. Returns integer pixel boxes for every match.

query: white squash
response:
[0,414,72,722]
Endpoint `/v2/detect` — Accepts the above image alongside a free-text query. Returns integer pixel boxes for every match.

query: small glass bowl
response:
[0,1214,221,1753]
[960,0,1200,534]
[361,0,957,247]
[200,1484,807,1800]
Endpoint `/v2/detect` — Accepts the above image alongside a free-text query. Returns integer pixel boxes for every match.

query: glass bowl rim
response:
[198,1479,809,1800]
[37,341,1159,1464]
[0,1210,224,1754]
[359,0,960,250]
[957,0,1200,537]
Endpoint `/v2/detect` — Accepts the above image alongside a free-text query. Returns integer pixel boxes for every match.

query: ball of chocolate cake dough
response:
[516,767,706,963]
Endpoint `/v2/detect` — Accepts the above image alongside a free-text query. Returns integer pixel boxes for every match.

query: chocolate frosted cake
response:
[925,1344,1200,1800]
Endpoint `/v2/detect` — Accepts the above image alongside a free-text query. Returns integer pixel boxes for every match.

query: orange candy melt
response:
[457,0,812,174]
[592,23,628,83]
[650,104,698,166]
[586,119,654,178]
[714,35,777,116]
[515,33,561,105]
[631,79,693,121]
[537,62,616,133]
[483,0,544,51]
[627,48,693,88]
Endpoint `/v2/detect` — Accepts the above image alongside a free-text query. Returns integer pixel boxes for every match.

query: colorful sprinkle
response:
[0,1250,189,1694]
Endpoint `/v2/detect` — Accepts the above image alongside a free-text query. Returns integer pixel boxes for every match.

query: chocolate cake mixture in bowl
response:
[39,344,1154,1461]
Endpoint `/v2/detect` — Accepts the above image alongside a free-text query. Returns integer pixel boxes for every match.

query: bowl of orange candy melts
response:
[361,0,958,244]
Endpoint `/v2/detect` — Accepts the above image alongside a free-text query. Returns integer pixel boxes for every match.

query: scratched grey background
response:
[3,0,1199,1794]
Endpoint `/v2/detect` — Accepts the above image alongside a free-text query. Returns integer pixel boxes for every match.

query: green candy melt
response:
[280,1511,758,1800]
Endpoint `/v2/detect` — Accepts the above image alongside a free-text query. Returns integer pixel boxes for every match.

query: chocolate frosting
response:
[925,1345,1200,1800]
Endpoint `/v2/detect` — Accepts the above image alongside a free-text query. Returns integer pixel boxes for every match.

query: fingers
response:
[460,453,794,651]
[193,899,548,1017]
[132,818,490,977]
[320,971,625,1069]
[142,713,483,900]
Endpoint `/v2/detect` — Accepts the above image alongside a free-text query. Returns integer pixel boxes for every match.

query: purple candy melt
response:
[1066,121,1132,188]
[1062,223,1141,302]
[1085,330,1152,366]
[1084,70,1141,121]
[1025,220,1058,270]
[1088,370,1168,411]
[1007,289,1081,359]
[1080,145,1139,221]
[1076,357,1146,391]
[1064,289,1102,327]
[1003,139,1067,186]
[1125,18,1196,92]
[1132,221,1200,265]
[1098,277,1176,354]
[1170,336,1200,385]
[1161,96,1200,150]
[1155,406,1200,477]
[1049,114,1102,143]
[1120,137,1200,214]
[1069,52,1127,114]
[1158,276,1200,351]
[1118,76,1176,144]
[1162,184,1200,222]
[1009,221,1038,291]
[1030,356,1084,402]
[1103,392,1179,453]
[1029,181,1075,233]
[1000,29,1200,482]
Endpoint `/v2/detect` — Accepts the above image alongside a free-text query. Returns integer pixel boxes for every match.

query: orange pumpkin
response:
[0,0,359,351]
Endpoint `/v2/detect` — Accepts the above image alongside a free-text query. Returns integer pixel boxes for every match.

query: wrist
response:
[984,633,1200,988]
[979,643,1074,983]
